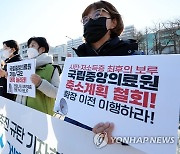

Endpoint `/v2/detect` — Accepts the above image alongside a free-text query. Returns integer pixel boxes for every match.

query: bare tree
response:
[136,18,180,54]
[160,19,180,54]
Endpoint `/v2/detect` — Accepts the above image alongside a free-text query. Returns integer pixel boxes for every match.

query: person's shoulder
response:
[6,54,22,63]
[43,64,61,77]
[111,38,138,56]
[16,54,22,61]
[74,43,88,57]
[118,39,138,48]
[52,64,62,75]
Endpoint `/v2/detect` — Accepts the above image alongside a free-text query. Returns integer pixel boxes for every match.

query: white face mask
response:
[27,48,39,59]
[2,49,12,59]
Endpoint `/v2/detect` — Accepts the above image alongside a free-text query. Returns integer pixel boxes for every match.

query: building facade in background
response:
[120,25,136,40]
[67,37,83,57]
[49,44,67,69]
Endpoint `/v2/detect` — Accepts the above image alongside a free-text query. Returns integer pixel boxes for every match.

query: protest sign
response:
[54,55,180,154]
[0,96,145,154]
[7,59,36,97]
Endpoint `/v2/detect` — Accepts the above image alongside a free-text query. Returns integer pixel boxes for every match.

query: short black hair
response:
[3,40,19,55]
[27,37,49,53]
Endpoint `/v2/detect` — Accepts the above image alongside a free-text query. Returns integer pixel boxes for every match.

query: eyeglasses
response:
[81,8,111,25]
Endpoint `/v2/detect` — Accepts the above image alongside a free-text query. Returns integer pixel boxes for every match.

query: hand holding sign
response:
[93,122,114,144]
[0,69,6,78]
[30,74,42,87]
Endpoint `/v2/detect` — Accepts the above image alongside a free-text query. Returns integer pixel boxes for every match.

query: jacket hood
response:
[36,53,53,68]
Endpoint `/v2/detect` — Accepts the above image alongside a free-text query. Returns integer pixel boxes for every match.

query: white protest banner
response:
[7,59,36,97]
[0,51,2,69]
[0,96,145,154]
[54,55,180,154]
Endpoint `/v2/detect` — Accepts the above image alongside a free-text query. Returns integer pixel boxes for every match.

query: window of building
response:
[61,57,66,61]
[53,55,58,62]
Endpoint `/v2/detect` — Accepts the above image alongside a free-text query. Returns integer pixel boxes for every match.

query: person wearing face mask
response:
[16,37,60,116]
[75,1,142,57]
[0,40,21,101]
[66,1,144,144]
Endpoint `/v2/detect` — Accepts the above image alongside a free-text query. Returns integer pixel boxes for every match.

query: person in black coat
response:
[0,40,21,101]
[66,1,143,144]
[74,0,143,57]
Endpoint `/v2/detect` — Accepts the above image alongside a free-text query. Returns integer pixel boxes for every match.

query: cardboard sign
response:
[0,96,145,154]
[7,59,36,97]
[54,55,180,154]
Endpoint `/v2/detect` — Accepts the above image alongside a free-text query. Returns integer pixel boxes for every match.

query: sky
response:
[0,0,179,47]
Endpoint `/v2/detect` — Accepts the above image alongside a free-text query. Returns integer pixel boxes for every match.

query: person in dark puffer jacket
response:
[65,1,143,144]
[0,40,21,101]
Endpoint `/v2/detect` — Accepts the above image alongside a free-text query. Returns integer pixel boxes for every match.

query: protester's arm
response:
[0,69,6,78]
[31,68,60,98]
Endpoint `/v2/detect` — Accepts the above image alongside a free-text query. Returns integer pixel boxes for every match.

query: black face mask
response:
[83,17,109,43]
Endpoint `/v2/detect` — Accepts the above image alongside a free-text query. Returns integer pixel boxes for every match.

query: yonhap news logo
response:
[93,134,176,149]
[93,132,108,148]
[0,134,5,150]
